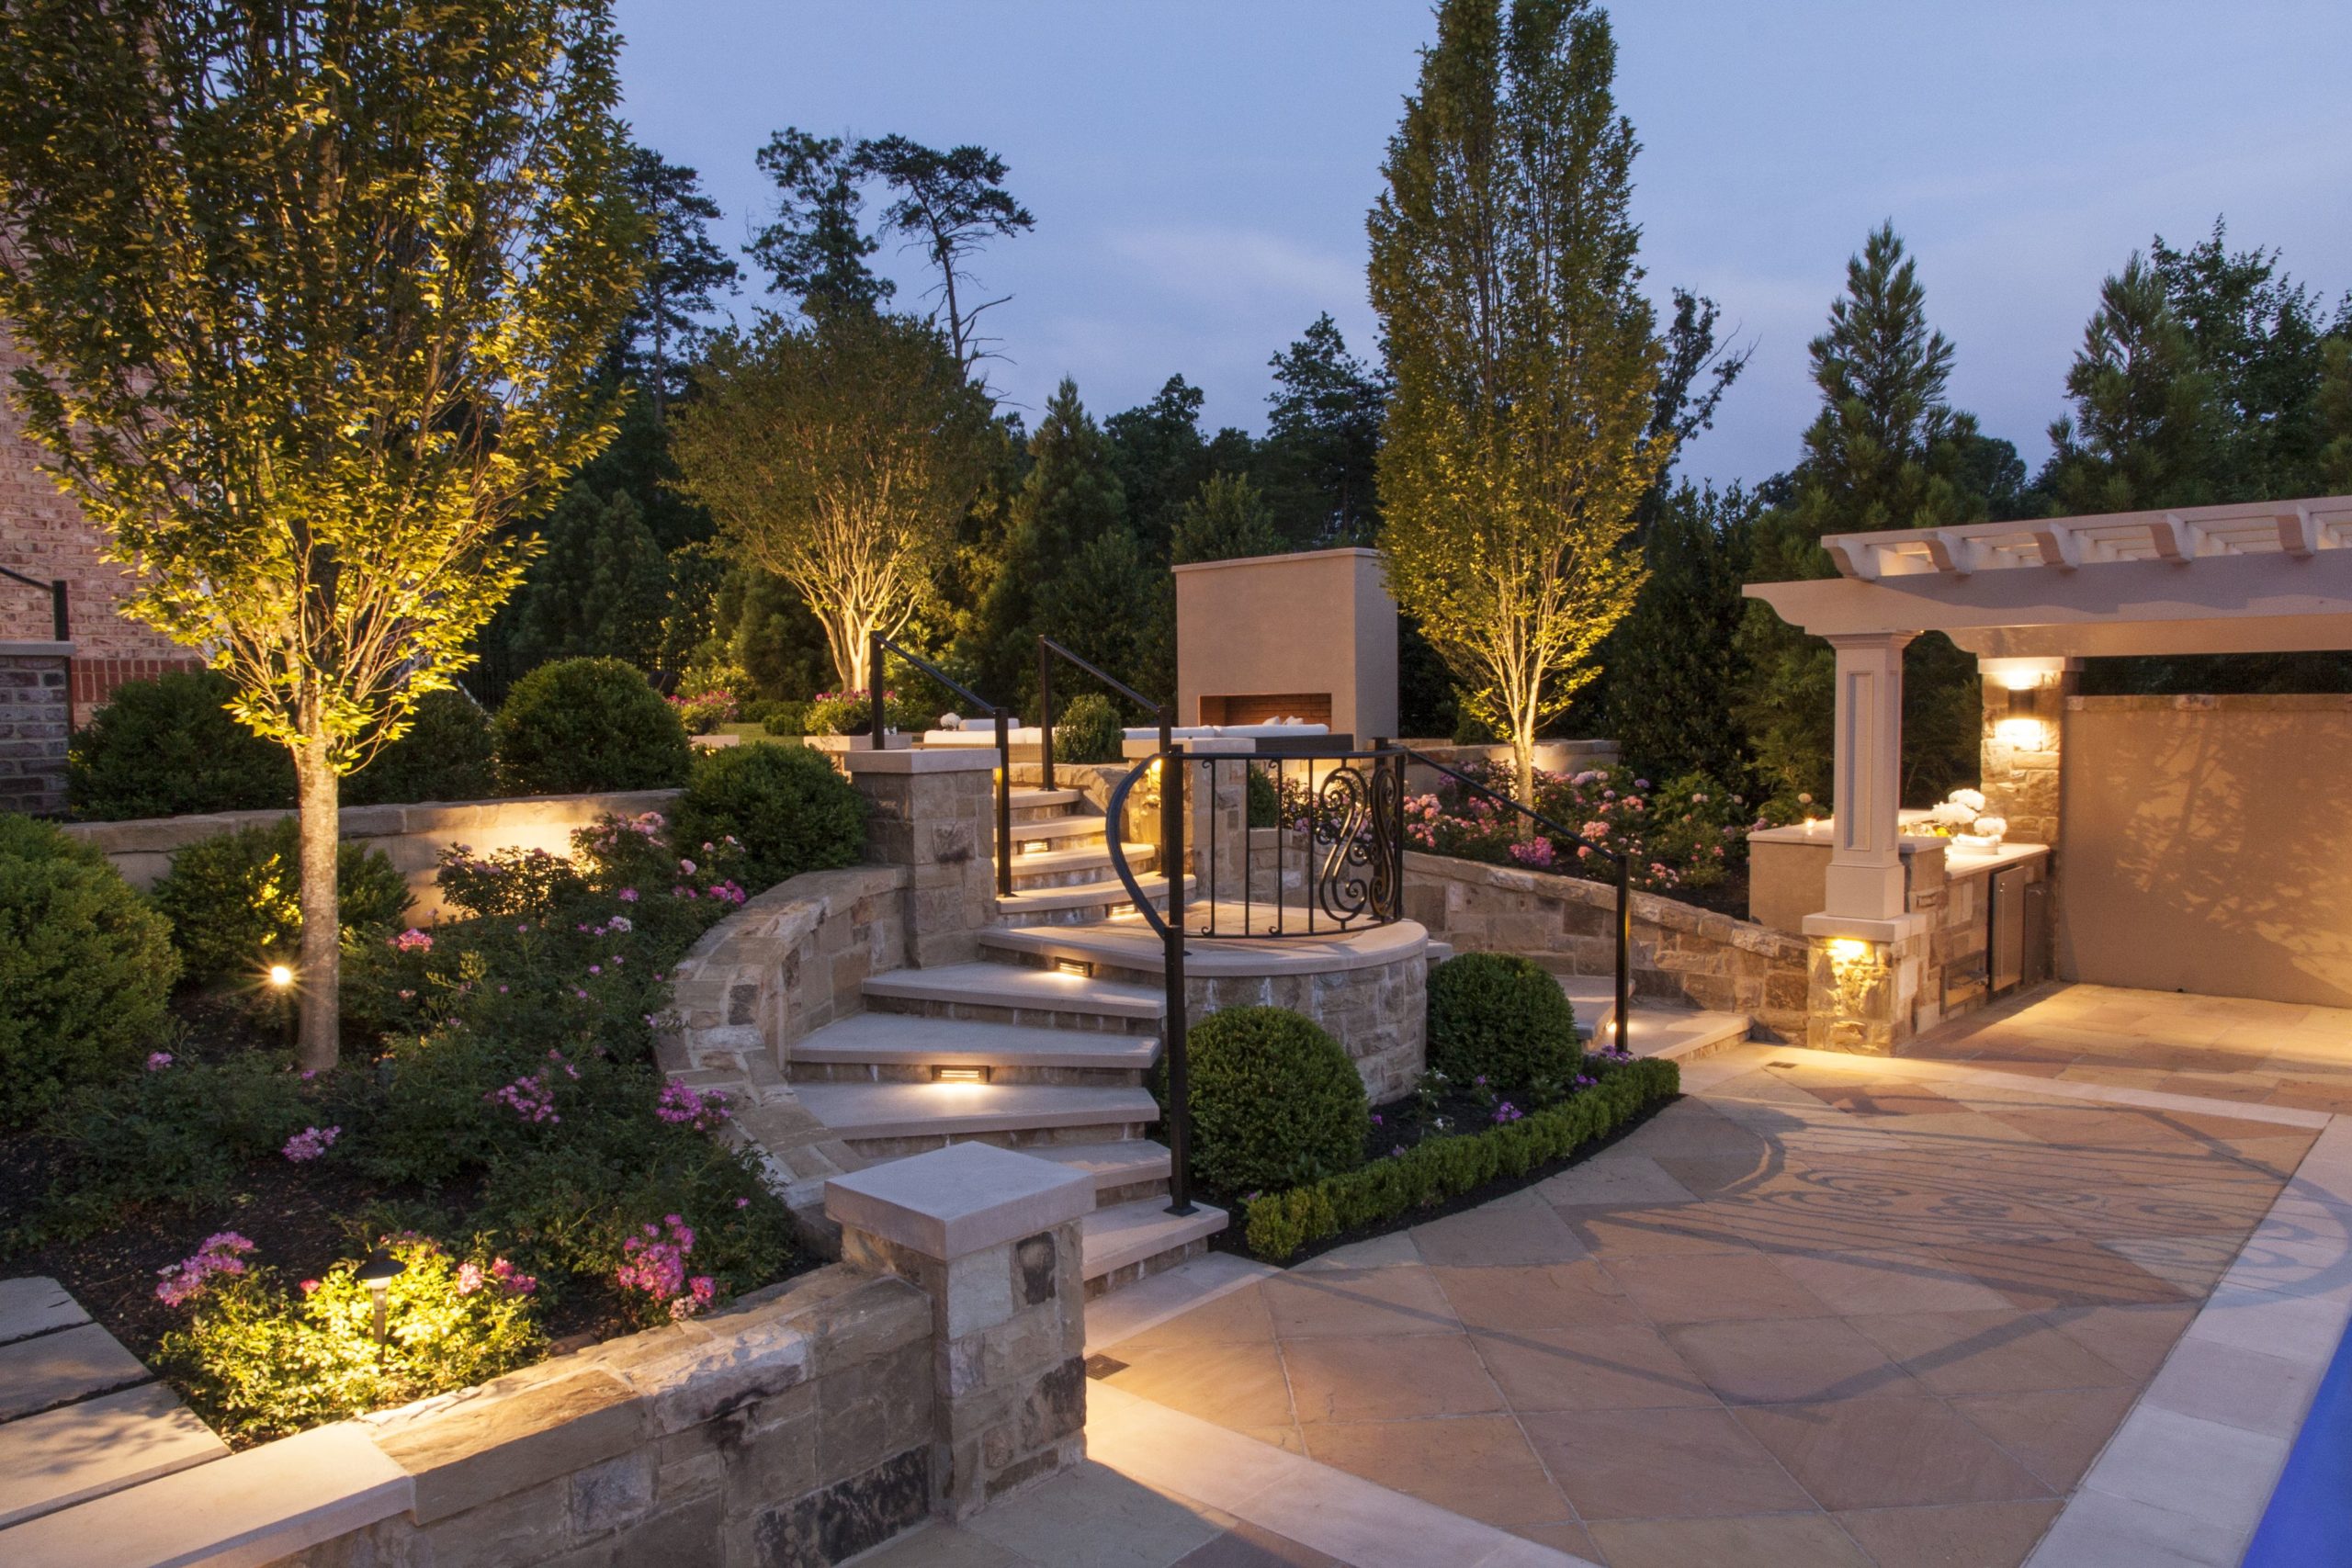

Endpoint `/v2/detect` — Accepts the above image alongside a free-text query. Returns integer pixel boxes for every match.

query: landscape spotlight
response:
[356,1247,406,1355]
[267,963,294,989]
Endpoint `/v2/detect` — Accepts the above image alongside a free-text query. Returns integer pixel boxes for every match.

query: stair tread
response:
[1033,1139,1173,1190]
[995,874,1193,914]
[1010,788,1084,808]
[795,1013,1158,1069]
[1010,842,1157,875]
[864,962,1166,1020]
[1011,816,1109,843]
[1081,1198,1229,1280]
[793,1079,1159,1140]
[1554,976,1749,1057]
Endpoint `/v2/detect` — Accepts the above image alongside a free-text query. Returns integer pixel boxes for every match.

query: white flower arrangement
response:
[1949,787,1987,814]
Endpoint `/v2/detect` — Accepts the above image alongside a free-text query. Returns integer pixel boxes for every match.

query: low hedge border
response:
[1241,1055,1680,1262]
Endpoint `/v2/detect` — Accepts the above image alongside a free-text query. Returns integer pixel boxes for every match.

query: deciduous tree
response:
[0,0,639,1066]
[1369,0,1668,807]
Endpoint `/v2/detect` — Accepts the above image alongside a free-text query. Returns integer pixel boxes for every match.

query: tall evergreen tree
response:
[1105,376,1214,560]
[2041,254,2217,513]
[1735,223,1995,805]
[1258,314,1389,548]
[1170,472,1280,565]
[1370,0,1668,807]
[2323,337,2352,492]
[515,484,672,668]
[1605,483,1758,782]
[612,147,740,413]
[860,136,1035,368]
[749,129,892,312]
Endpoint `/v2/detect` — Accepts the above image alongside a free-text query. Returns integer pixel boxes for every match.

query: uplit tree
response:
[0,0,639,1066]
[669,309,994,692]
[1369,0,1669,807]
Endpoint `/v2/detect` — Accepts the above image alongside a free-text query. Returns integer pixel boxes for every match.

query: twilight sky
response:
[611,0,2352,491]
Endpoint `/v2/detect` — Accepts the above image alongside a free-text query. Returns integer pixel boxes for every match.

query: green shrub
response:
[1243,1057,1678,1261]
[1245,763,1279,828]
[804,688,935,737]
[673,743,866,893]
[1051,692,1125,764]
[151,818,412,982]
[759,700,810,737]
[1427,952,1579,1097]
[156,1234,547,1444]
[1184,1007,1368,1195]
[67,670,293,820]
[0,821,179,1123]
[344,688,498,806]
[492,657,691,795]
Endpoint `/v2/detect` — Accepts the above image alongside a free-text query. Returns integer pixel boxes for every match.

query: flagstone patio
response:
[1080,992,2352,1568]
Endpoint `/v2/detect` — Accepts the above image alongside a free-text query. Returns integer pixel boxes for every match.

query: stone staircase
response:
[788,786,1227,1295]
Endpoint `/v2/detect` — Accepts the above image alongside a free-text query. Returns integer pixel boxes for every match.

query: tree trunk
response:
[1512,708,1537,818]
[293,736,341,1072]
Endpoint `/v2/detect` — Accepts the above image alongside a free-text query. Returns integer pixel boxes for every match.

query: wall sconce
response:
[1993,681,2052,752]
[1827,937,1872,964]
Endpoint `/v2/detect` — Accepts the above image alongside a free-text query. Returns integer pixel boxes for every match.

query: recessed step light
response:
[933,1065,990,1084]
[1054,957,1094,977]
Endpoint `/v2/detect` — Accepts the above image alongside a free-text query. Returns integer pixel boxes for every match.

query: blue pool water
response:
[2242,1315,2352,1566]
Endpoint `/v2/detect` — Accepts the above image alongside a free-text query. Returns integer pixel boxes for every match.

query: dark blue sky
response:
[612,0,2352,490]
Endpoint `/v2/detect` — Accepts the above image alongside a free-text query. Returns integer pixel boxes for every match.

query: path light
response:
[356,1247,405,1359]
[267,962,294,989]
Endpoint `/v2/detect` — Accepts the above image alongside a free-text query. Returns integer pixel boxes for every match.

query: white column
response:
[1820,632,1914,924]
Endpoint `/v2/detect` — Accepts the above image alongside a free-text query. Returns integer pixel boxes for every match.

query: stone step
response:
[789,1012,1159,1075]
[791,1079,1160,1144]
[1556,976,1750,1060]
[1081,1198,1229,1288]
[863,962,1166,1024]
[1009,788,1084,811]
[1011,815,1109,847]
[1033,1139,1173,1198]
[1008,842,1158,891]
[993,873,1193,924]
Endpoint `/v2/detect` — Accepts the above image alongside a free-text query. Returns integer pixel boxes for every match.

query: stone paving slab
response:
[0,1277,87,1345]
[0,1321,152,1422]
[0,1382,229,1529]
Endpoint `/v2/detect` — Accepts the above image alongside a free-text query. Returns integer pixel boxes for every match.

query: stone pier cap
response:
[825,1143,1094,1260]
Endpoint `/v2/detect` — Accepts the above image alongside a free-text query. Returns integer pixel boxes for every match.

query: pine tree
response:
[516,484,672,667]
[1605,483,1757,783]
[1105,377,1215,560]
[1259,314,1388,548]
[1171,473,1280,565]
[1735,223,1995,805]
[2041,254,2218,513]
[749,129,892,312]
[611,147,740,414]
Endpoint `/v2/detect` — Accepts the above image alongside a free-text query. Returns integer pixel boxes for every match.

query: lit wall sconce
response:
[1993,681,2052,751]
[1827,937,1873,964]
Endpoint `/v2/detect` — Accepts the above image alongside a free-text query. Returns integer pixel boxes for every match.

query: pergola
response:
[1745,493,2352,942]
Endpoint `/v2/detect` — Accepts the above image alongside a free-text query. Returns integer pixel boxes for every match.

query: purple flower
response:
[144,1051,173,1071]
[618,887,640,903]
[282,1124,340,1162]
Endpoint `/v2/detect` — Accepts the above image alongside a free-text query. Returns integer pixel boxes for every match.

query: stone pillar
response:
[1818,632,1914,924]
[0,639,73,816]
[825,1144,1091,1520]
[1978,656,2077,847]
[842,749,999,967]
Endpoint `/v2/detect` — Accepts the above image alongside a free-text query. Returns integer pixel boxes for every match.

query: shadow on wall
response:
[2061,696,2352,1010]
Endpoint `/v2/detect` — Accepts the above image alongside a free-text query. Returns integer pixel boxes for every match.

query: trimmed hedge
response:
[1241,1056,1679,1262]
[671,742,868,892]
[0,814,179,1123]
[1185,1006,1368,1195]
[493,658,692,795]
[152,818,413,983]
[67,670,293,819]
[1051,692,1125,764]
[1426,951,1580,1096]
[345,688,498,806]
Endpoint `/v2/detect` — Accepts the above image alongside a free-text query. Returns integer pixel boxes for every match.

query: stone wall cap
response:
[0,1421,408,1568]
[0,640,73,657]
[825,1142,1093,1259]
[842,747,1000,774]
[1800,911,1930,942]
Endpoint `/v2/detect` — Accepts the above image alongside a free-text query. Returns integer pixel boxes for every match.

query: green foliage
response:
[804,689,937,737]
[761,701,811,736]
[1604,483,1759,784]
[1244,1057,1678,1261]
[493,658,692,795]
[672,307,994,693]
[2042,254,2218,515]
[1185,1008,1369,1196]
[1051,693,1125,765]
[1370,0,1665,803]
[514,483,674,670]
[152,819,411,984]
[1106,375,1218,559]
[0,819,178,1123]
[344,689,498,807]
[1258,313,1387,549]
[610,145,741,412]
[1170,471,1279,565]
[67,671,293,820]
[673,743,867,891]
[1426,953,1579,1097]
[157,1235,547,1445]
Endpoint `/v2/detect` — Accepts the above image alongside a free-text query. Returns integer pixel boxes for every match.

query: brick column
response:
[842,748,999,967]
[825,1144,1091,1519]
[0,639,73,816]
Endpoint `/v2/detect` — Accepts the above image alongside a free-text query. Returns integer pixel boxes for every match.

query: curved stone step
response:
[1010,786,1084,811]
[1082,1198,1228,1287]
[1011,815,1110,847]
[1008,842,1158,890]
[1034,1139,1173,1195]
[791,1012,1159,1074]
[863,962,1165,1023]
[792,1079,1160,1143]
[993,873,1193,921]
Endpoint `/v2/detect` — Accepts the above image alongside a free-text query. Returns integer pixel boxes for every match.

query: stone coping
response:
[62,787,683,853]
[842,746,1000,774]
[0,639,72,657]
[982,912,1430,978]
[2069,692,2352,713]
[1404,850,1809,961]
[825,1143,1095,1261]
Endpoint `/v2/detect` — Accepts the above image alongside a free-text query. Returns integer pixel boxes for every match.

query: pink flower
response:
[391,928,434,953]
[678,858,697,875]
[144,1052,173,1071]
[282,1125,340,1162]
[618,887,639,903]
[455,1261,485,1295]
[155,1233,256,1306]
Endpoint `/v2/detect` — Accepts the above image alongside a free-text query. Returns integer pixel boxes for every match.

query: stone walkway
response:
[1078,1014,2347,1567]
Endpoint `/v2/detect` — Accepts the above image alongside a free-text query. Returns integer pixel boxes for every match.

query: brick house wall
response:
[0,332,204,708]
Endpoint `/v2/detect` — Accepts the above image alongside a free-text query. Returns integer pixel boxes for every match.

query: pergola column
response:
[1817,632,1915,925]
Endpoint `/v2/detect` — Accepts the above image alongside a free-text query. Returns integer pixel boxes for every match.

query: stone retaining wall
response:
[1403,850,1809,1041]
[62,787,682,919]
[0,638,70,815]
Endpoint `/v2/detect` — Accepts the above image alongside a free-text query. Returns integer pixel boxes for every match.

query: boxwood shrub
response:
[1427,951,1580,1096]
[344,687,498,806]
[1184,1006,1369,1195]
[0,814,179,1122]
[1243,1056,1679,1262]
[66,669,293,820]
[1051,692,1125,764]
[492,657,691,795]
[671,742,867,892]
[151,818,412,983]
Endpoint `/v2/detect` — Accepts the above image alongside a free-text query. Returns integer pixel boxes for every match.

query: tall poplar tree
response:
[1369,0,1668,807]
[0,0,639,1065]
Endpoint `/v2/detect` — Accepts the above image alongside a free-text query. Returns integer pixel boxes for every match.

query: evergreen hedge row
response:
[1240,1055,1679,1262]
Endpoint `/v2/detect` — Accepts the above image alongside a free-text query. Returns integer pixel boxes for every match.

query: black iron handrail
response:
[1397,746,1633,1055]
[1035,634,1169,793]
[0,565,67,642]
[865,630,1013,899]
